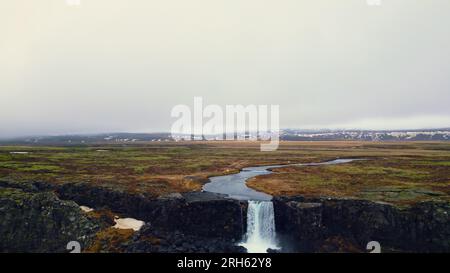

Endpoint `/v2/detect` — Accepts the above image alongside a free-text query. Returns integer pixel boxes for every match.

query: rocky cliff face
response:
[274,196,450,252]
[0,187,100,252]
[148,192,245,240]
[50,182,245,240]
[273,199,324,251]
[2,179,448,253]
[126,224,246,253]
[0,180,245,252]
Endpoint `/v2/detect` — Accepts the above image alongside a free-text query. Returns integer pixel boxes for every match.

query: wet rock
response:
[273,198,323,251]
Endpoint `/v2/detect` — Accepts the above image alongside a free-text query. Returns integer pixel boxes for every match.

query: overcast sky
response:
[1,0,450,138]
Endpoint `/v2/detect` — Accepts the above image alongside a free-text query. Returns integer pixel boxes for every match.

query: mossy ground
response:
[0,141,449,205]
[248,153,450,206]
[0,187,34,205]
[84,227,134,253]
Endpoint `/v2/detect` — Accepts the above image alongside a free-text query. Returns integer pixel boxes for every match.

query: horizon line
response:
[1,127,450,140]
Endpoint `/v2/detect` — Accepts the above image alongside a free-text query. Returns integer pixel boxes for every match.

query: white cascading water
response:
[239,200,280,253]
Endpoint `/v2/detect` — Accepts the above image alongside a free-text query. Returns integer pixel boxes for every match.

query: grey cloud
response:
[1,0,449,137]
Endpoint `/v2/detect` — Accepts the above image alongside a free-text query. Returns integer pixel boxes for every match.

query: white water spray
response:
[239,200,279,253]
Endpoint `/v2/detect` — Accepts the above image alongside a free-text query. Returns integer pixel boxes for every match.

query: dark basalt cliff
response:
[51,183,245,240]
[126,224,246,253]
[274,196,450,252]
[0,180,245,252]
[0,187,100,252]
[0,179,448,253]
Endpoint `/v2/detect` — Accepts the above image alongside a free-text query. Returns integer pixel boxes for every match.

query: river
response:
[202,158,356,253]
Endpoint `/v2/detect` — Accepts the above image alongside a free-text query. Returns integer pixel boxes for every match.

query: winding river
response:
[203,158,355,201]
[202,158,356,253]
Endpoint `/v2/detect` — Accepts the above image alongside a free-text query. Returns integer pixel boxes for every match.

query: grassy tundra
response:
[0,141,449,206]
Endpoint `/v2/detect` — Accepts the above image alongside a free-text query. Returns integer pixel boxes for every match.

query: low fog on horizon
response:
[1,0,450,138]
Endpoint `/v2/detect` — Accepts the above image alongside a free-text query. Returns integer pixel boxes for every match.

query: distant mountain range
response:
[0,133,172,145]
[280,128,450,141]
[1,129,449,144]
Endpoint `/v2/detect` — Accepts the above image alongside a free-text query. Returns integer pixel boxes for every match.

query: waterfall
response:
[239,200,279,253]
